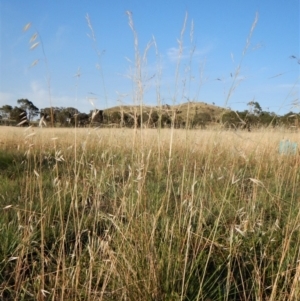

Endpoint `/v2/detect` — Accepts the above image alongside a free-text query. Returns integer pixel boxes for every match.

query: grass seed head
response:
[23,22,31,32]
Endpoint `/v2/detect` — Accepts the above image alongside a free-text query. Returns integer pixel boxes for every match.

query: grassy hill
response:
[102,102,299,130]
[102,101,228,128]
[172,101,227,122]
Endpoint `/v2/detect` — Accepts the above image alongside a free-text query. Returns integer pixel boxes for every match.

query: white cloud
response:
[15,80,75,109]
[28,80,98,112]
[28,81,49,107]
[278,83,300,90]
[167,47,185,62]
[167,44,213,63]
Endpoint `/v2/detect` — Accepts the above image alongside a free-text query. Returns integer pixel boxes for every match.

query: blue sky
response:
[0,0,299,115]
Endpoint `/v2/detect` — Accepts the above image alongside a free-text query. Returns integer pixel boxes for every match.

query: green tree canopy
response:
[247,101,262,116]
[17,99,39,121]
[0,105,13,119]
[10,106,27,124]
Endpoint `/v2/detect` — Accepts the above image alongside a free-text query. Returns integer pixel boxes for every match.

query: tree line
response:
[0,99,172,128]
[0,100,101,127]
[0,99,299,129]
[0,99,39,126]
[221,101,299,131]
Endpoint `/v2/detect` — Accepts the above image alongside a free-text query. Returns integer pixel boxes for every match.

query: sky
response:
[0,0,299,116]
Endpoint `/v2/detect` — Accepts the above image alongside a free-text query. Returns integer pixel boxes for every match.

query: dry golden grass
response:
[1,126,299,155]
[1,125,299,300]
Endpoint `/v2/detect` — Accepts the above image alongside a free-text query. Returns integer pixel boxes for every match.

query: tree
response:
[247,101,262,116]
[55,109,70,126]
[65,107,79,117]
[71,113,89,127]
[0,105,13,119]
[110,111,122,124]
[10,106,28,125]
[160,113,172,128]
[17,99,39,121]
[89,109,103,124]
[281,112,300,128]
[40,107,80,126]
[193,112,211,128]
[259,111,278,127]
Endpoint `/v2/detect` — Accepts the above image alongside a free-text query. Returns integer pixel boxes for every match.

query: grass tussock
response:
[0,126,299,301]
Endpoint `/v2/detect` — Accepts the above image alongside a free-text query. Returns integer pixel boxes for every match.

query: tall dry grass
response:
[0,126,299,300]
[1,9,299,301]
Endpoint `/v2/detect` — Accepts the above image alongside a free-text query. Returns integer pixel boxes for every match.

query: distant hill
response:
[102,101,228,128]
[171,101,227,122]
[104,101,226,116]
[101,101,299,130]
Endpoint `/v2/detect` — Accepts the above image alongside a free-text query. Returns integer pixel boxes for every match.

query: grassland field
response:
[0,125,299,300]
